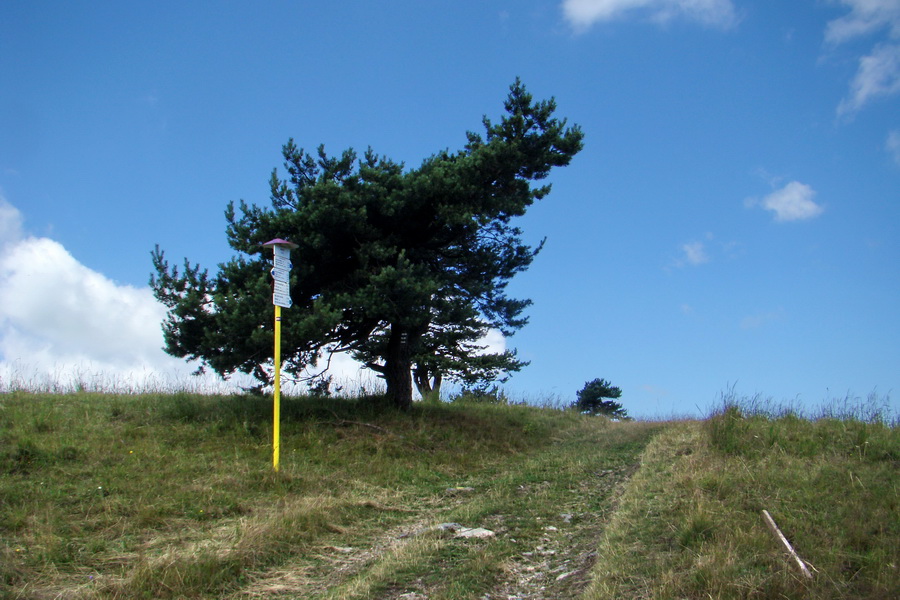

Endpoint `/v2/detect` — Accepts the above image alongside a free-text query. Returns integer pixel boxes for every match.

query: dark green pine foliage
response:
[151,79,584,409]
[574,378,627,418]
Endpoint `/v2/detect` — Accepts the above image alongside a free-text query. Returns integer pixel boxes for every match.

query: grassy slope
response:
[0,392,659,599]
[2,393,896,599]
[585,407,899,600]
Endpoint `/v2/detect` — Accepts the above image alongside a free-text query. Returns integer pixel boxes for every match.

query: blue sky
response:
[1,1,898,416]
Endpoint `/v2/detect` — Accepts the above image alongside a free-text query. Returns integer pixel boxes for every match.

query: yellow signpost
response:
[262,238,298,472]
[273,302,282,471]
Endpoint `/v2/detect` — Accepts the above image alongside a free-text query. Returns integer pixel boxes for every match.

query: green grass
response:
[0,390,660,599]
[2,390,896,599]
[584,397,899,600]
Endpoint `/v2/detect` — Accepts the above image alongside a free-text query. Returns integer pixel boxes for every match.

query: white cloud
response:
[0,195,221,390]
[679,241,709,266]
[480,328,508,355]
[0,236,191,386]
[750,181,824,222]
[561,0,737,31]
[887,129,900,165]
[837,43,900,115]
[826,1,900,115]
[673,232,718,268]
[825,0,900,45]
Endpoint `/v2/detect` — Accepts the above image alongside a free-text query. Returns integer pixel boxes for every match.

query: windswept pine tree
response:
[151,79,584,409]
[574,378,627,418]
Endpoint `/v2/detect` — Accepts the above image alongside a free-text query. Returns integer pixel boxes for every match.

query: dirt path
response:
[229,422,659,600]
[230,463,640,599]
[483,464,638,600]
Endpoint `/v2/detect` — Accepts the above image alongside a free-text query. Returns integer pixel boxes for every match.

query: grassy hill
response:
[586,399,898,599]
[1,391,896,599]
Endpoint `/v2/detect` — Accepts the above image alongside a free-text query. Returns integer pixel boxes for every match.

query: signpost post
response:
[262,238,298,472]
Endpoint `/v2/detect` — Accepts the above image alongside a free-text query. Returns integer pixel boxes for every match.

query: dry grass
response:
[584,400,899,600]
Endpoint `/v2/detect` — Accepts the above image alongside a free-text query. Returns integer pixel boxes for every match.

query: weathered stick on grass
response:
[761,509,813,580]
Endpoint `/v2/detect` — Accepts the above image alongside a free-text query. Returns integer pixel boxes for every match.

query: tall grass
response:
[585,391,899,600]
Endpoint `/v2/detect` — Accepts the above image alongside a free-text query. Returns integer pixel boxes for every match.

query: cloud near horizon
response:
[0,196,506,393]
[0,196,199,389]
[0,196,374,392]
[561,0,737,31]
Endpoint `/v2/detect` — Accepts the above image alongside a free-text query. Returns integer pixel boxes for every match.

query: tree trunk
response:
[384,325,413,410]
[414,366,442,403]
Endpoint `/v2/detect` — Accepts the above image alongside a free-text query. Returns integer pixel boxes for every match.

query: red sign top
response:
[262,238,298,249]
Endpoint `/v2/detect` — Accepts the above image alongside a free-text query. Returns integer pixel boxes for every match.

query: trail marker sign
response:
[273,255,292,271]
[261,238,299,472]
[273,280,290,297]
[272,292,292,308]
[264,240,297,309]
[270,267,290,283]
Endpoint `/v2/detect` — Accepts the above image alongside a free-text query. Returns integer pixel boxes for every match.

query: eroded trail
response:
[228,421,660,600]
[485,464,640,600]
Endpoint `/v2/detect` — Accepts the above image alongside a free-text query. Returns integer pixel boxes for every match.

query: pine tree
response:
[575,378,627,418]
[151,79,584,409]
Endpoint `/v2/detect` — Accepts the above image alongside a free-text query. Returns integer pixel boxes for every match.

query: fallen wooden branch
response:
[761,509,814,580]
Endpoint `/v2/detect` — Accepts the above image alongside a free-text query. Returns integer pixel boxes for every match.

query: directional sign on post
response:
[263,239,297,309]
[273,280,290,297]
[273,292,292,308]
[261,238,299,473]
[273,255,292,271]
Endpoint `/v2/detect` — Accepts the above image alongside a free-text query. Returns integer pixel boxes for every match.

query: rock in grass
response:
[454,527,495,539]
[400,522,495,539]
